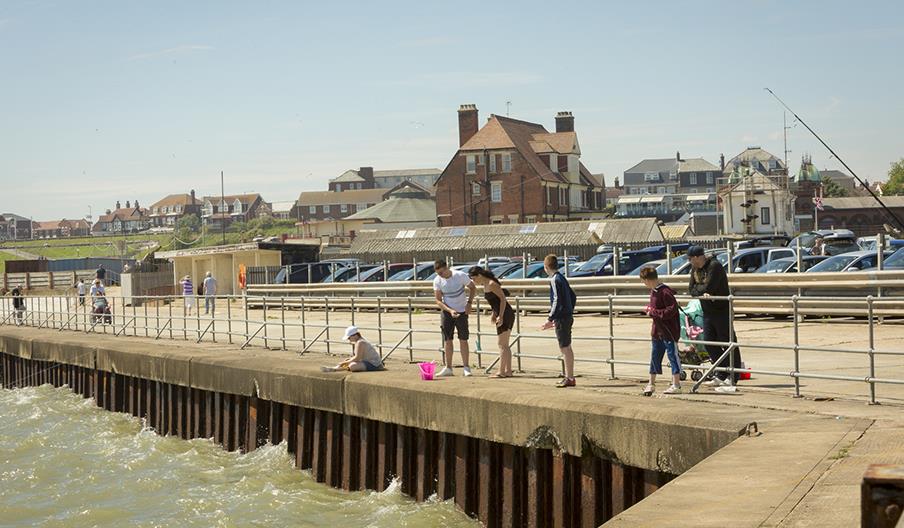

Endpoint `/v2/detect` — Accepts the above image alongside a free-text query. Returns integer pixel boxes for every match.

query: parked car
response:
[322,264,378,283]
[734,235,791,249]
[754,255,829,273]
[716,247,797,273]
[349,263,413,282]
[858,236,904,251]
[477,256,511,267]
[791,229,859,256]
[273,262,339,284]
[501,261,550,279]
[424,263,476,281]
[628,259,666,276]
[806,250,896,273]
[387,262,435,281]
[866,247,904,270]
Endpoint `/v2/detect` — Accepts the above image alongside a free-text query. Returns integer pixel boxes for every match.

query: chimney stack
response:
[190,189,196,204]
[115,200,121,209]
[720,153,725,171]
[555,111,574,133]
[134,199,139,208]
[676,151,682,162]
[458,104,479,147]
[359,166,374,182]
[614,177,621,189]
[126,200,131,209]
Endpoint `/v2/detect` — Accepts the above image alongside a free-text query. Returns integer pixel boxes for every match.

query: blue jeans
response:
[650,338,680,375]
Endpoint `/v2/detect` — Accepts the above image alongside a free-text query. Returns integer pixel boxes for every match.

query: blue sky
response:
[1,0,902,220]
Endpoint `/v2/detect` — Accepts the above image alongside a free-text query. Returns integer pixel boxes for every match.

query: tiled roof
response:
[822,196,904,209]
[373,168,442,178]
[343,197,436,223]
[150,193,197,208]
[35,220,61,230]
[625,158,677,174]
[201,193,261,205]
[330,170,367,183]
[529,132,579,155]
[296,188,387,206]
[678,158,719,173]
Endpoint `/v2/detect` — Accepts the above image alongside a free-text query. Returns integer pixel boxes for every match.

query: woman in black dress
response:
[468,266,516,378]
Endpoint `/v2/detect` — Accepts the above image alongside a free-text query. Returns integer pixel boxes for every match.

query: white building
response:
[719,167,794,235]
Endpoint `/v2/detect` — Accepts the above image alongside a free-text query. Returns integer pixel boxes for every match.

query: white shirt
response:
[77,282,86,295]
[90,284,105,298]
[433,269,472,313]
[203,276,217,296]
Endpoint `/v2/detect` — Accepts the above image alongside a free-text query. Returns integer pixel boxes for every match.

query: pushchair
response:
[92,297,112,325]
[677,299,709,382]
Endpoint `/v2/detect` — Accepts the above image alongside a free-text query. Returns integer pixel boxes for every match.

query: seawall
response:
[0,327,754,527]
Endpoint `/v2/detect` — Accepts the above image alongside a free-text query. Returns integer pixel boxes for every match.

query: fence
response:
[1,290,902,405]
[2,270,97,291]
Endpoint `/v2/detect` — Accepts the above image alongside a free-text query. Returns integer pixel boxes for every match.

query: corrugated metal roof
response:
[823,196,904,209]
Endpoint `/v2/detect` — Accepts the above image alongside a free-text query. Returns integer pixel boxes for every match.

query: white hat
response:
[343,326,360,340]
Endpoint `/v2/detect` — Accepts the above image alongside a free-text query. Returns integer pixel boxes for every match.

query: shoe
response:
[320,366,339,373]
[556,377,576,388]
[462,366,472,377]
[436,366,454,377]
[664,385,682,394]
[705,377,726,387]
[714,385,738,393]
[642,383,654,397]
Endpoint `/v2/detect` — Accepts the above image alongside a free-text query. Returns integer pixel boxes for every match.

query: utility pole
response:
[220,171,226,245]
[783,111,792,175]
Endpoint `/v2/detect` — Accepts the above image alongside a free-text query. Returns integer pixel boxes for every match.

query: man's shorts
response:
[441,311,470,341]
[554,316,573,348]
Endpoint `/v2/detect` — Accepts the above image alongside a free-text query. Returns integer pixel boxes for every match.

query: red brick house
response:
[148,190,202,227]
[34,219,91,238]
[201,193,270,228]
[293,188,387,222]
[435,105,605,226]
[92,201,150,234]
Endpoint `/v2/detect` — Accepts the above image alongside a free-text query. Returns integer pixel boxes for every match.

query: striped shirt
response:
[181,279,193,296]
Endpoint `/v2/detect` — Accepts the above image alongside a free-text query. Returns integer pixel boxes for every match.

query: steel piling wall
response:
[1,352,675,527]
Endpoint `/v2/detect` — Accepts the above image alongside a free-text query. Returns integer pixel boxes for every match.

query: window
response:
[760,207,771,225]
[466,155,476,174]
[491,182,502,203]
[308,205,316,214]
[644,172,659,182]
[559,187,566,205]
[508,215,519,224]
[322,205,330,214]
[489,154,496,173]
[340,204,348,213]
[472,183,481,195]
[689,173,697,185]
[706,172,713,184]
[525,215,536,223]
[549,154,557,172]
[546,186,552,205]
[502,153,512,172]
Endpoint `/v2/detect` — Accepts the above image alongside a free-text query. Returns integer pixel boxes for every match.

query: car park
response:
[322,264,378,283]
[348,263,413,282]
[273,262,341,284]
[387,262,435,281]
[716,246,797,273]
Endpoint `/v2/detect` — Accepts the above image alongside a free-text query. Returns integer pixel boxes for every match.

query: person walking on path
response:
[321,326,385,372]
[540,254,577,388]
[468,266,516,378]
[640,267,682,396]
[11,286,25,325]
[688,245,742,387]
[95,264,106,284]
[75,279,86,306]
[202,272,217,316]
[180,275,195,316]
[433,259,476,377]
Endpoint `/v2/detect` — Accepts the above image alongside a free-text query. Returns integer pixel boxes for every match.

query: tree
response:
[883,159,904,196]
[820,175,848,198]
[173,214,201,249]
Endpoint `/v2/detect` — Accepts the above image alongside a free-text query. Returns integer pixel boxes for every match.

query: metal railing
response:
[0,291,902,405]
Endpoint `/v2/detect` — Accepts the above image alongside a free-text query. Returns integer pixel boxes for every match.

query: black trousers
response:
[703,312,742,382]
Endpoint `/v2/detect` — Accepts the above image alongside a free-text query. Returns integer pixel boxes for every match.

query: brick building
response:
[200,193,270,228]
[33,219,91,238]
[293,188,387,222]
[92,201,150,234]
[434,105,605,226]
[148,190,202,227]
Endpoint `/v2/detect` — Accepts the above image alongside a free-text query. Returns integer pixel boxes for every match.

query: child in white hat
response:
[321,326,384,372]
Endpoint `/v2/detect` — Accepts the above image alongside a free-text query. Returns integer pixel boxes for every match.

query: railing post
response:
[563,249,569,277]
[515,297,523,373]
[475,296,482,368]
[244,294,250,345]
[407,297,414,362]
[608,294,616,379]
[792,295,801,398]
[324,297,331,355]
[262,297,269,350]
[728,294,736,387]
[168,295,173,340]
[666,243,673,275]
[376,297,383,352]
[227,295,233,345]
[613,247,620,276]
[307,263,312,284]
[383,260,389,282]
[300,296,306,349]
[350,297,356,326]
[280,296,287,350]
[867,296,877,405]
[522,252,527,278]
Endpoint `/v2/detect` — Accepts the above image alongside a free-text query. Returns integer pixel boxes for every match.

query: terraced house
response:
[201,193,270,228]
[33,218,91,238]
[92,201,149,234]
[435,105,606,226]
[148,190,202,227]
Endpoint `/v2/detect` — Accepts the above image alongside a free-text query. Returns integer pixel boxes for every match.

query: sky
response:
[1,0,903,221]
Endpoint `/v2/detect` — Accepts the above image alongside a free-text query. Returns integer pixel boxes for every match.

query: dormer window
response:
[489,154,496,173]
[549,154,557,172]
[233,199,243,214]
[502,153,512,173]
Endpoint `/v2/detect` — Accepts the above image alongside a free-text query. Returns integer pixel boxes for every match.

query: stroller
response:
[677,299,709,382]
[92,297,113,325]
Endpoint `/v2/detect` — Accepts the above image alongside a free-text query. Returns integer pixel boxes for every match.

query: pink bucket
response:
[418,362,436,381]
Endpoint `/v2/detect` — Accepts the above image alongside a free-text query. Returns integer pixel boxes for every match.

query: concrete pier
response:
[1,326,902,527]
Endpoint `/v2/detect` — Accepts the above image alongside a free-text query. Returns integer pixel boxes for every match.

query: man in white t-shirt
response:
[433,259,476,377]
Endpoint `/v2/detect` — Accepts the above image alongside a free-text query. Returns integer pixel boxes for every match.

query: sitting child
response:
[321,326,385,372]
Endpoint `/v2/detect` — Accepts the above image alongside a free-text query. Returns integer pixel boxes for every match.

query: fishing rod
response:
[764,87,904,233]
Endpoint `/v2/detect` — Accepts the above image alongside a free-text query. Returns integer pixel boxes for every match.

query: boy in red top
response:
[640,266,682,395]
